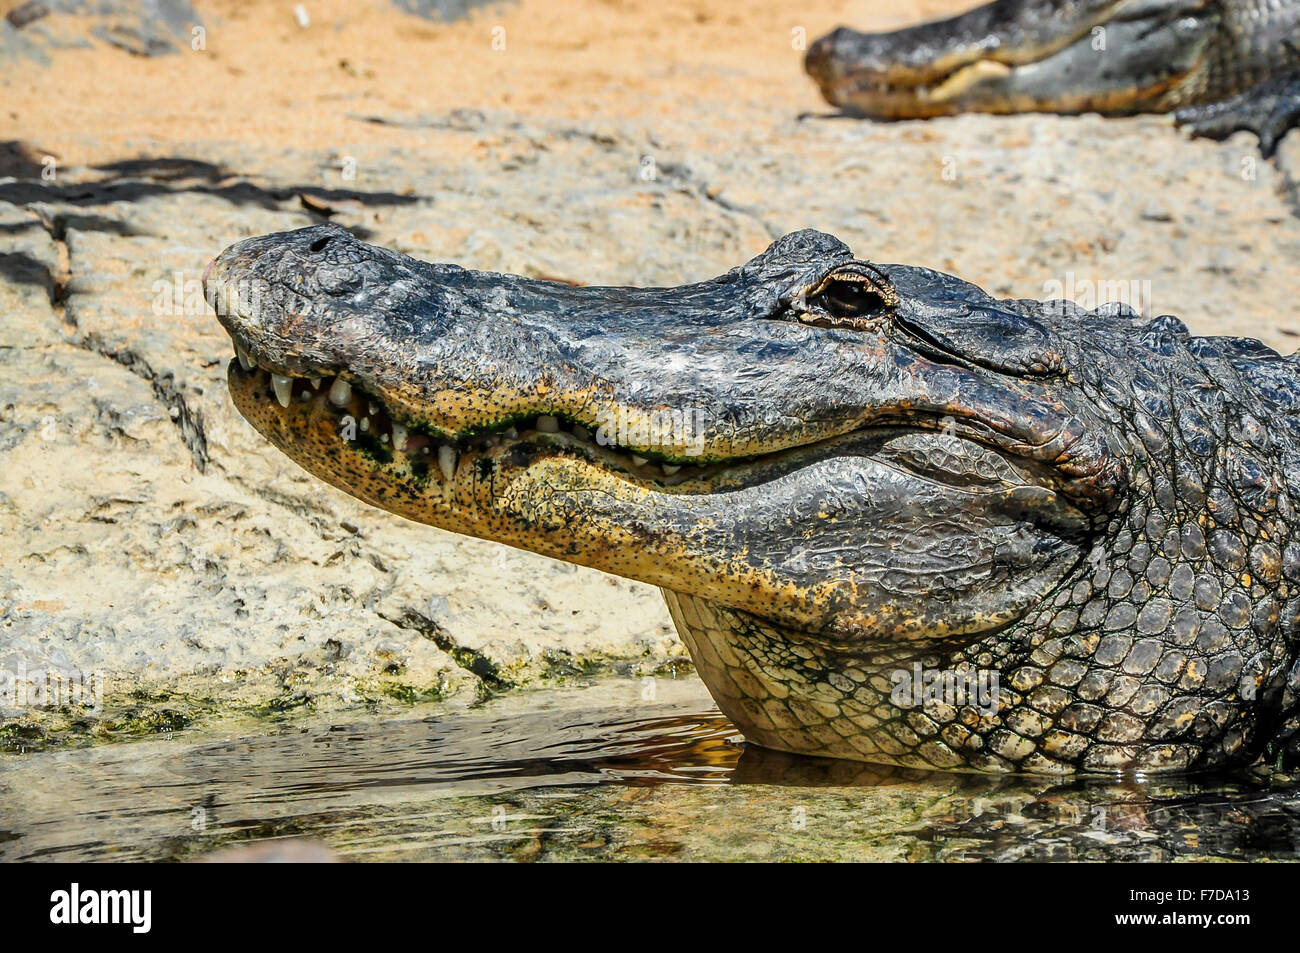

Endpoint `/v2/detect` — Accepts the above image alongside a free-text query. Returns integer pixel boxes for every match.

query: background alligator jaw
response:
[806,0,1215,118]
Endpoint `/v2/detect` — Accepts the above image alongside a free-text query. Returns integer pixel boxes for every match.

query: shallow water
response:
[2,677,1299,862]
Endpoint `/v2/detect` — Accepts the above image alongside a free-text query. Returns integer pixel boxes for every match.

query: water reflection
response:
[0,679,1296,861]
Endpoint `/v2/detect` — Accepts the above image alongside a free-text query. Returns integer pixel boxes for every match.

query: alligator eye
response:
[822,281,883,317]
[797,263,897,331]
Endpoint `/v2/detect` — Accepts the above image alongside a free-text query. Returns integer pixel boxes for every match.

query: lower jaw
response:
[229,362,931,640]
[226,360,1078,641]
[226,361,786,589]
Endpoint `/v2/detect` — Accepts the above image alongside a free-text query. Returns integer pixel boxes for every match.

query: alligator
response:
[805,0,1300,156]
[206,224,1300,775]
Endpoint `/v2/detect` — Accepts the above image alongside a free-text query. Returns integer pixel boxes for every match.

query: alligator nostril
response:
[309,236,331,253]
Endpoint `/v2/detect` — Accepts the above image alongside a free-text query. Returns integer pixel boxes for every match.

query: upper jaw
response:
[206,227,1120,508]
[203,227,870,462]
[214,313,1119,520]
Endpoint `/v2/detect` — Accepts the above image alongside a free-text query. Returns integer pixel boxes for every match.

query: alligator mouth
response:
[844,60,1018,115]
[227,344,1083,510]
[805,4,1208,119]
[230,358,724,488]
[228,344,1097,645]
[819,52,1193,119]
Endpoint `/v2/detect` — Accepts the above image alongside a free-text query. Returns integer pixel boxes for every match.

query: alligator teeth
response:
[272,373,292,408]
[285,372,702,487]
[928,59,1012,103]
[236,344,255,371]
[438,445,458,482]
[328,378,351,407]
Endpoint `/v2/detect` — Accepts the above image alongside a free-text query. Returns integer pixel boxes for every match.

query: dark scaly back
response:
[955,302,1300,771]
[1189,333,1300,765]
[1100,314,1299,767]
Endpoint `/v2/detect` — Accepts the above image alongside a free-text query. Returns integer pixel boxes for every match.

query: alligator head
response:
[805,0,1229,119]
[207,224,1300,774]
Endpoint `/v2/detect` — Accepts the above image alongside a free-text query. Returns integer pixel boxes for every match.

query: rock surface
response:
[1,0,1298,746]
[3,0,202,56]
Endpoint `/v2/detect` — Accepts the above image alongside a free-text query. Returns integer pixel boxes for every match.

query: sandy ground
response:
[10,0,961,164]
[1,0,1299,745]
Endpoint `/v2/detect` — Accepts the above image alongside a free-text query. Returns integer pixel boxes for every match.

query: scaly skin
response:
[207,224,1300,775]
[806,0,1300,155]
